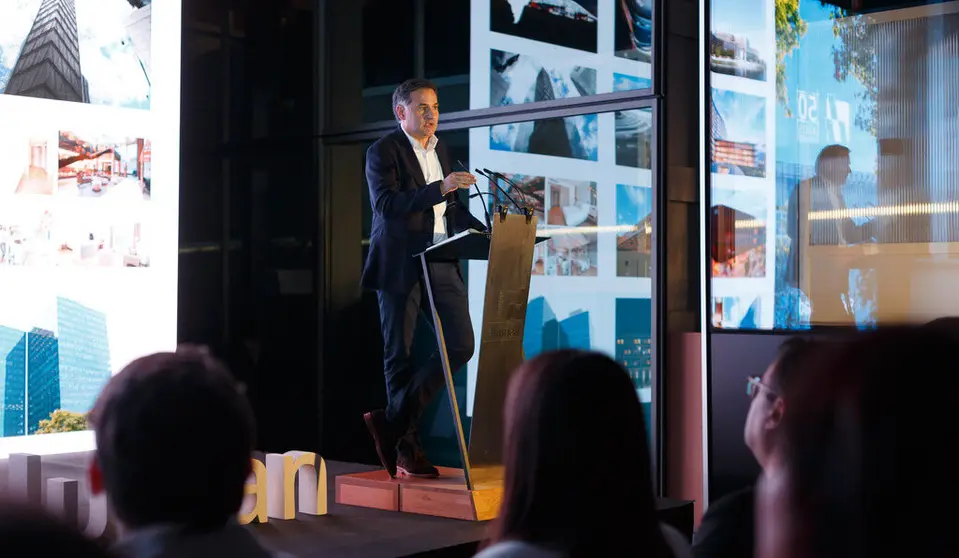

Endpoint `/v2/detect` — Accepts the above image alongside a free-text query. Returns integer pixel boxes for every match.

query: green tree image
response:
[775,0,807,116]
[775,1,876,134]
[828,9,878,135]
[35,410,88,435]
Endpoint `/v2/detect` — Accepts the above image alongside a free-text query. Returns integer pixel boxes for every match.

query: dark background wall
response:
[178,0,319,454]
[177,0,703,482]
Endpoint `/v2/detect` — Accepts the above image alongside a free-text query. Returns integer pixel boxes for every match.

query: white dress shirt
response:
[402,129,447,245]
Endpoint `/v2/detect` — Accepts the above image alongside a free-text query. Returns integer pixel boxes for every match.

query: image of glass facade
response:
[56,297,111,414]
[0,297,110,437]
[0,327,27,437]
[523,296,593,357]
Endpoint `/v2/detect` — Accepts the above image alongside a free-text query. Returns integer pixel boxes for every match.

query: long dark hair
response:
[780,325,957,558]
[487,350,668,557]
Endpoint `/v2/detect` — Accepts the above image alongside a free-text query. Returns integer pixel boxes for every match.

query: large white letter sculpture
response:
[7,454,110,538]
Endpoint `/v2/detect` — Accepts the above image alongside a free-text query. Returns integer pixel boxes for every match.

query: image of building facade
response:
[26,328,60,434]
[615,298,652,391]
[523,296,592,357]
[5,0,90,103]
[56,297,111,414]
[0,327,27,437]
[617,214,653,277]
[0,297,111,437]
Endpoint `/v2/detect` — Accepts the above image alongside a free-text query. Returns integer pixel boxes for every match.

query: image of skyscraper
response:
[0,0,152,108]
[616,184,653,277]
[26,328,60,433]
[0,296,111,437]
[4,0,90,103]
[523,296,592,359]
[57,297,111,414]
[0,327,27,437]
[615,298,652,391]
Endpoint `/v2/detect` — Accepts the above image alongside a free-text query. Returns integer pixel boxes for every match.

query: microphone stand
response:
[457,160,493,233]
[475,168,524,217]
[483,169,535,222]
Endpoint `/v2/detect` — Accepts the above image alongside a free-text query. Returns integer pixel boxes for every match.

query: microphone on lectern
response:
[456,160,492,232]
[476,168,524,216]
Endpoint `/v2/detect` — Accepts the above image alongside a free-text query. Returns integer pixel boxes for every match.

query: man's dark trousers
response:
[376,261,474,446]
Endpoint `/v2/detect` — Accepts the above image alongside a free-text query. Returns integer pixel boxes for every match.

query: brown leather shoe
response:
[396,445,439,479]
[363,410,397,478]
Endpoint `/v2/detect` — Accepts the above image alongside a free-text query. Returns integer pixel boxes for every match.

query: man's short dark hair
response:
[89,346,255,530]
[392,78,438,122]
[771,336,824,397]
[815,144,850,175]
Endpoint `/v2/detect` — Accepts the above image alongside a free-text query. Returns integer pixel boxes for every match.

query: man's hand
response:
[442,171,476,195]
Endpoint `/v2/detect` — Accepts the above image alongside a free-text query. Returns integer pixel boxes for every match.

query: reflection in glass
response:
[711,188,768,278]
[710,0,959,330]
[710,89,768,177]
[709,0,770,81]
[616,184,653,278]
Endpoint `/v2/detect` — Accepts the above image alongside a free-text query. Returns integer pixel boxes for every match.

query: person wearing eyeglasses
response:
[692,336,824,558]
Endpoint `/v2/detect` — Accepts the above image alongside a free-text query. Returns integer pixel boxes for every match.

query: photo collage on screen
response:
[708,0,775,330]
[0,0,168,442]
[468,0,655,416]
[710,0,884,330]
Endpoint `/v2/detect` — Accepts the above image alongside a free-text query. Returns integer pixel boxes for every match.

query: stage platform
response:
[0,454,694,558]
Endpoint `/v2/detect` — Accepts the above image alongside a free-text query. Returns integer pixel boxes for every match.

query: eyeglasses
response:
[746,376,778,399]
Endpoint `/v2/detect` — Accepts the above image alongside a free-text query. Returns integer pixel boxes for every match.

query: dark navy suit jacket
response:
[361,128,486,295]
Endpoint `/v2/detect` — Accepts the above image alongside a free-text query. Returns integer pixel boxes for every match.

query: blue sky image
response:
[712,186,767,221]
[613,73,651,93]
[713,88,767,147]
[710,0,771,63]
[775,2,878,173]
[616,184,652,226]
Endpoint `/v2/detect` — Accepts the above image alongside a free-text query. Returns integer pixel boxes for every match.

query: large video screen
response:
[708,0,959,331]
[0,0,179,457]
[468,1,656,426]
[476,0,653,111]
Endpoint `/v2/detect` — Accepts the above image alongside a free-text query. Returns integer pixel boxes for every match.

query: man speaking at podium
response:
[362,78,486,479]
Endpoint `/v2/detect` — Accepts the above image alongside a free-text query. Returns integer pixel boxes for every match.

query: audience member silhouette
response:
[693,336,828,558]
[87,345,291,558]
[476,350,691,558]
[756,326,957,558]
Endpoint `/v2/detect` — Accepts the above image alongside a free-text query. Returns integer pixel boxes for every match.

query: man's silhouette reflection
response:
[784,145,876,322]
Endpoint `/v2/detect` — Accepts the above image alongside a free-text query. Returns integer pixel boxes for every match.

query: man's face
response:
[744,361,783,468]
[823,155,852,184]
[397,88,439,140]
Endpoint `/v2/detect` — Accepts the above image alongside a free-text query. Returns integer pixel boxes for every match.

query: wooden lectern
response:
[336,208,546,521]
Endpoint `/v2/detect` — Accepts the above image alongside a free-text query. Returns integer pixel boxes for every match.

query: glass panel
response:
[708,0,959,330]
[327,0,655,126]
[358,109,656,454]
[467,108,655,434]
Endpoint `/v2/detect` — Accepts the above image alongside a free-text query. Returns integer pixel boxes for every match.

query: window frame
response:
[317,0,667,496]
